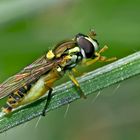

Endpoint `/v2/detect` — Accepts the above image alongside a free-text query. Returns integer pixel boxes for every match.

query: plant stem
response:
[0,51,140,133]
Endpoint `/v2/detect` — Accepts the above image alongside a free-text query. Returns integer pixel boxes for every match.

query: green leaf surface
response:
[0,51,140,133]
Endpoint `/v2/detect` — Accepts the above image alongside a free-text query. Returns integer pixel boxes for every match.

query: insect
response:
[0,30,116,116]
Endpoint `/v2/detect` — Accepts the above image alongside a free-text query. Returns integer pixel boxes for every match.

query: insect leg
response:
[83,45,117,66]
[98,46,117,62]
[72,68,79,74]
[42,88,53,116]
[98,45,109,53]
[82,55,100,66]
[98,45,117,61]
[68,71,86,99]
[99,56,117,62]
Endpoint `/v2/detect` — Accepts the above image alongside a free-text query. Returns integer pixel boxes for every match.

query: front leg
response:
[68,71,86,99]
[83,45,117,66]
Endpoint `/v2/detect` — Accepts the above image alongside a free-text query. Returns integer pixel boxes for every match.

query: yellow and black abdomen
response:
[2,79,37,113]
[2,69,61,114]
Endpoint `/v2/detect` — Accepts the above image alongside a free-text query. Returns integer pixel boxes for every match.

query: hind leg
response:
[42,88,53,116]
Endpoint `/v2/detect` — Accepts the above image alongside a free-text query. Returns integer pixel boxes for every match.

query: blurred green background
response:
[0,0,140,140]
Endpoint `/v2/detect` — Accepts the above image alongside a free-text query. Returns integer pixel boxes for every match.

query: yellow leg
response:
[99,45,108,53]
[68,71,86,99]
[98,45,117,61]
[99,56,117,62]
[72,68,79,74]
[83,56,100,66]
[83,45,117,66]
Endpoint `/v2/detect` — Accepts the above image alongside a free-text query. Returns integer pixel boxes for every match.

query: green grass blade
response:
[0,51,140,133]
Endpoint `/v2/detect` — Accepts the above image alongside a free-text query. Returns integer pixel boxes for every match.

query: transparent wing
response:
[0,54,55,99]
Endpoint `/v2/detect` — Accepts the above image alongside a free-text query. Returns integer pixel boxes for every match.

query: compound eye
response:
[77,36,95,58]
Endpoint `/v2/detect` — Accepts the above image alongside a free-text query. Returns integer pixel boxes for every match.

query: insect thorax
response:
[63,53,82,70]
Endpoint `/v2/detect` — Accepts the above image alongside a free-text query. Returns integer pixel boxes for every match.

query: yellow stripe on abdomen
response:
[18,76,49,106]
[18,69,61,106]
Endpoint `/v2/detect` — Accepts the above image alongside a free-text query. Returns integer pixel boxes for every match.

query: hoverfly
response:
[0,30,116,116]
